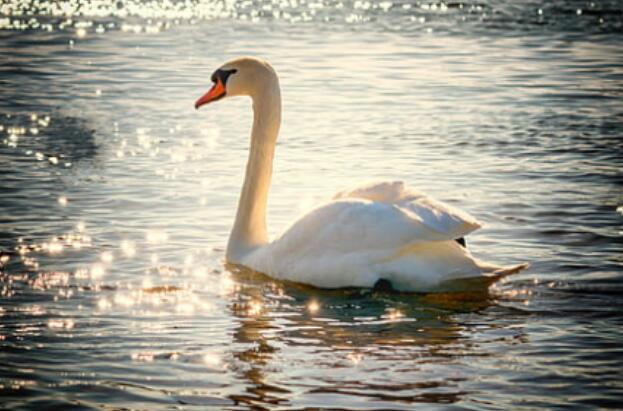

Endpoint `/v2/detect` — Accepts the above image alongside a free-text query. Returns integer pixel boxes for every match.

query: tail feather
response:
[482,262,529,285]
[436,262,529,292]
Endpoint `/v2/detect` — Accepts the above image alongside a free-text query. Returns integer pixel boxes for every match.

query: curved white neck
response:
[226,82,281,262]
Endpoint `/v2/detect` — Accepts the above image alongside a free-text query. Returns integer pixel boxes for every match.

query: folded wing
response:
[333,181,482,240]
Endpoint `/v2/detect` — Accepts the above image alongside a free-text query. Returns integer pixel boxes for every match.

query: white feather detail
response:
[334,181,482,239]
[208,57,528,292]
[241,184,509,291]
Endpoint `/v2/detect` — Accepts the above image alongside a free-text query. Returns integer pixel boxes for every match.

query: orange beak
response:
[195,78,226,109]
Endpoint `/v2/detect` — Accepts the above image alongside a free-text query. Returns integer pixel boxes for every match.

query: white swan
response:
[195,57,527,292]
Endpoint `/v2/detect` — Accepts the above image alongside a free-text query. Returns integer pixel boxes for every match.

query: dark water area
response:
[1,1,623,410]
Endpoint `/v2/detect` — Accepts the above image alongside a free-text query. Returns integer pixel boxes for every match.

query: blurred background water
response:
[1,0,622,410]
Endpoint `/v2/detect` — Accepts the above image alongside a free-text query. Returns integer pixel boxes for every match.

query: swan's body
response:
[195,57,527,292]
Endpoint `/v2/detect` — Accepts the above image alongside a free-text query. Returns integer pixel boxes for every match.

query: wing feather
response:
[241,182,521,290]
[334,181,481,239]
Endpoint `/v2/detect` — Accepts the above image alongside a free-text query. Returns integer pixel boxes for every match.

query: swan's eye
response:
[211,68,238,85]
[220,69,237,85]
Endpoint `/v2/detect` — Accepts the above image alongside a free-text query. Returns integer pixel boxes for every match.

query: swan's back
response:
[242,182,525,291]
[334,181,482,239]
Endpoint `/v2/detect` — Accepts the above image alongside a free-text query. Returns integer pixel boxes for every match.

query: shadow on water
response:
[225,263,503,409]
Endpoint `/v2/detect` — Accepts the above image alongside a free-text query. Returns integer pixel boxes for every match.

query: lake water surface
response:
[1,1,623,409]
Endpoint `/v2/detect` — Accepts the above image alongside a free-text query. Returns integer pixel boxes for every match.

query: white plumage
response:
[243,181,519,291]
[195,57,527,292]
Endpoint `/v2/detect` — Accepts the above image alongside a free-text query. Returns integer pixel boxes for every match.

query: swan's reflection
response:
[225,263,506,409]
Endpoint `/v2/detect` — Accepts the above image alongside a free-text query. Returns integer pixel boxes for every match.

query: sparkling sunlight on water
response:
[1,0,623,410]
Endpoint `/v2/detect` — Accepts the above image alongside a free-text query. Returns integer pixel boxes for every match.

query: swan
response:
[195,57,527,292]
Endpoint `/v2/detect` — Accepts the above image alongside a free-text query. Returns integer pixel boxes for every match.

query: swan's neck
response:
[226,82,281,262]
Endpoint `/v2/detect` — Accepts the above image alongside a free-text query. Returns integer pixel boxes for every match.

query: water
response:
[1,0,623,409]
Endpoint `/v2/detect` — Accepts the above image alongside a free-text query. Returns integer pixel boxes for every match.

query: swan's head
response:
[195,57,278,109]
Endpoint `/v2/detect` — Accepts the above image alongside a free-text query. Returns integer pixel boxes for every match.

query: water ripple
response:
[1,1,623,410]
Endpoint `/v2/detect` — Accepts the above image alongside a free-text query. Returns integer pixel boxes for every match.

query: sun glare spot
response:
[121,240,136,257]
[184,254,194,266]
[347,352,363,365]
[142,276,153,289]
[47,241,64,254]
[247,301,263,316]
[146,230,169,244]
[132,352,154,362]
[90,263,105,279]
[176,302,195,314]
[308,300,320,314]
[386,309,404,321]
[191,266,208,278]
[100,251,114,263]
[74,268,89,279]
[48,319,74,329]
[203,353,222,368]
[114,293,135,307]
[0,255,9,265]
[219,274,236,295]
